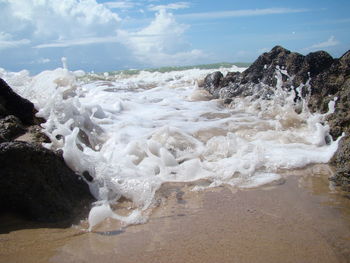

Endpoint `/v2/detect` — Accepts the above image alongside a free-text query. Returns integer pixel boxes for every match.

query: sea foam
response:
[0,63,340,230]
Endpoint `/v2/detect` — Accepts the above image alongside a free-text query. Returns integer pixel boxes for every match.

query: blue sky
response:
[0,0,349,73]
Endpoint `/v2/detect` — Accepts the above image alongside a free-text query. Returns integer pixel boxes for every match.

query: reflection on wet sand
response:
[1,164,350,263]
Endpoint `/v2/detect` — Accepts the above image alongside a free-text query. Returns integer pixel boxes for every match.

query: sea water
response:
[0,63,340,230]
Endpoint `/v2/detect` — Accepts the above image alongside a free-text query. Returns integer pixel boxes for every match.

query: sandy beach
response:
[1,164,350,263]
[1,1,349,262]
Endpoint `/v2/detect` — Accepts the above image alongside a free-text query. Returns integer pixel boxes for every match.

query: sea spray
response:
[1,65,340,230]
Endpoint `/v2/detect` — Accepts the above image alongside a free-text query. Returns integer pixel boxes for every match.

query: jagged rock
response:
[0,115,26,143]
[0,141,94,222]
[203,46,350,191]
[308,50,350,117]
[203,71,223,98]
[204,46,337,101]
[330,135,350,191]
[0,78,35,125]
[0,78,94,222]
[307,51,350,191]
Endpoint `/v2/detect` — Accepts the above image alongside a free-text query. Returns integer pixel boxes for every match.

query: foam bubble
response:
[3,65,340,230]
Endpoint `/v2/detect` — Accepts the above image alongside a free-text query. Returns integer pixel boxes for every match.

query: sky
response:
[0,0,349,73]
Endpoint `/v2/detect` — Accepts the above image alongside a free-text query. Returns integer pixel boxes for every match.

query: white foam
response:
[2,65,340,230]
[61,57,68,70]
[88,203,144,231]
[327,97,338,115]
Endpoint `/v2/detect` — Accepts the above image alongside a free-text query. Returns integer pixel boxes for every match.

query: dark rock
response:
[305,51,334,77]
[308,50,350,115]
[0,80,93,223]
[203,71,223,98]
[240,46,295,85]
[0,115,26,143]
[0,78,35,125]
[223,98,233,104]
[82,171,94,182]
[306,49,350,191]
[203,46,350,191]
[204,45,336,100]
[0,141,94,222]
[330,135,350,191]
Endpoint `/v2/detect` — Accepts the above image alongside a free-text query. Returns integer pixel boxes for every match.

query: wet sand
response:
[1,164,350,263]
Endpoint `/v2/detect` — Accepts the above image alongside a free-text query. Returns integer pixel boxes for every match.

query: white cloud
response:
[38,58,50,64]
[148,2,190,11]
[104,1,137,10]
[300,36,340,53]
[0,32,30,50]
[29,58,51,64]
[0,0,206,70]
[257,47,270,54]
[178,8,308,20]
[9,0,121,24]
[117,9,205,66]
[310,36,339,49]
[1,0,120,39]
[35,36,119,48]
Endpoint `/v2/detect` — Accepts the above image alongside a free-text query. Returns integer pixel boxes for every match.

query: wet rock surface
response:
[204,46,336,100]
[0,115,26,143]
[0,78,94,222]
[330,136,350,191]
[0,78,35,125]
[204,46,350,191]
[0,142,94,222]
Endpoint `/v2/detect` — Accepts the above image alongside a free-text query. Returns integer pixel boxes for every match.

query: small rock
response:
[0,115,26,143]
[203,71,223,98]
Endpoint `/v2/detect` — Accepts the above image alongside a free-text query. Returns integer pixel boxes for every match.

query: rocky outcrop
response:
[0,142,94,222]
[331,136,350,191]
[204,46,350,191]
[314,51,350,191]
[0,78,35,125]
[204,46,335,100]
[0,78,94,222]
[308,51,350,128]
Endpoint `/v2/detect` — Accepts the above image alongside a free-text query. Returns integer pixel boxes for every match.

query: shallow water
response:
[0,64,341,228]
[1,165,350,263]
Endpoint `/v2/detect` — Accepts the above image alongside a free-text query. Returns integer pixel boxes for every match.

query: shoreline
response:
[1,164,350,263]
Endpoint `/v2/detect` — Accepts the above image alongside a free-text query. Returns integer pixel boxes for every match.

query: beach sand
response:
[1,164,350,263]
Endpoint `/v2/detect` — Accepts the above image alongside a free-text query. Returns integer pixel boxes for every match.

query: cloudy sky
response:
[0,0,349,73]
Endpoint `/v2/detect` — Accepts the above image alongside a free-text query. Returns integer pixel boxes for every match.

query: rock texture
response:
[0,115,26,143]
[0,142,94,222]
[204,46,335,100]
[0,78,94,222]
[0,78,35,125]
[204,46,350,191]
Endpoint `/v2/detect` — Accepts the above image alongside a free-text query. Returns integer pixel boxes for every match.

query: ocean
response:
[0,62,340,230]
